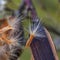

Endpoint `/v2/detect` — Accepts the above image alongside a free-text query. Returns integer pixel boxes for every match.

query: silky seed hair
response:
[0,16,25,60]
[8,16,25,60]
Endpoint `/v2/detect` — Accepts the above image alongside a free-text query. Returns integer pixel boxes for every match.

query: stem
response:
[26,34,34,47]
[0,26,13,33]
[1,34,12,44]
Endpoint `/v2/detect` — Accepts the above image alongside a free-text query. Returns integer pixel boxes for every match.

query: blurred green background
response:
[1,0,60,60]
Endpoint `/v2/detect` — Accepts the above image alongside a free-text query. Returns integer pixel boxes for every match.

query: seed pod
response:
[29,19,58,60]
[0,17,25,60]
